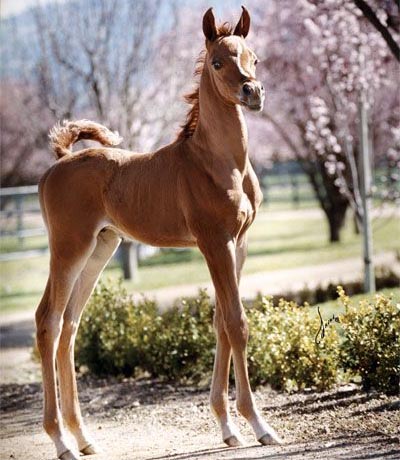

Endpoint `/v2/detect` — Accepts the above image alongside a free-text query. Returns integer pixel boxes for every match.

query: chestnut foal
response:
[36,7,281,460]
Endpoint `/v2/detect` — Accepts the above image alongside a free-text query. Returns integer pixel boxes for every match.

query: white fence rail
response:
[0,185,47,260]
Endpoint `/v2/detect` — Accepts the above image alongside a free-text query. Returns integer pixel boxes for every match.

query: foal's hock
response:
[36,7,281,460]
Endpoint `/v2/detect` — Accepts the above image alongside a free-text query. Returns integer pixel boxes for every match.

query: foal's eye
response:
[212,60,222,70]
[254,59,259,66]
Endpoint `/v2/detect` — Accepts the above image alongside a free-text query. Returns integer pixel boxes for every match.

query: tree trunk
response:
[300,159,349,243]
[120,241,139,281]
[326,202,348,242]
[353,212,361,234]
[259,115,352,243]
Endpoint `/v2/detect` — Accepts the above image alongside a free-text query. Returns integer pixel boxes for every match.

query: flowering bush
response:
[253,0,399,241]
[247,296,340,391]
[338,287,400,395]
[76,283,215,382]
[75,281,399,394]
[76,282,339,389]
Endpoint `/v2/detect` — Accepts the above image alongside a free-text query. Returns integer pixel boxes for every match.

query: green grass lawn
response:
[0,235,48,253]
[1,207,399,315]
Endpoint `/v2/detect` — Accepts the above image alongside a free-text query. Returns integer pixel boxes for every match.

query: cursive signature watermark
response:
[315,306,340,345]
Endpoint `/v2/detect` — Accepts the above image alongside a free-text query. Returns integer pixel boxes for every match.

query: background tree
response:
[33,0,188,151]
[0,16,53,187]
[1,0,197,277]
[0,0,199,189]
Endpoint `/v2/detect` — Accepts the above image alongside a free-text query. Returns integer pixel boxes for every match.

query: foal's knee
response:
[224,311,249,349]
[36,312,63,354]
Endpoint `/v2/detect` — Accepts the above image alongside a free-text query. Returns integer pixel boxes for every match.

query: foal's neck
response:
[191,63,248,175]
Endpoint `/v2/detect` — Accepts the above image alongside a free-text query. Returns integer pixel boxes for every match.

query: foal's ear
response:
[203,7,218,42]
[233,6,251,38]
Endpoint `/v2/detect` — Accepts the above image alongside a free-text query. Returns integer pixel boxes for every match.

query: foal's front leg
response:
[209,235,248,446]
[200,236,281,446]
[210,303,244,446]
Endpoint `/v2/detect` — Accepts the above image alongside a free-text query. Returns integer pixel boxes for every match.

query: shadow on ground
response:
[0,318,35,348]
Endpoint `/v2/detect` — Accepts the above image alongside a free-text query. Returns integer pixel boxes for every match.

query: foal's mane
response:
[177,23,233,141]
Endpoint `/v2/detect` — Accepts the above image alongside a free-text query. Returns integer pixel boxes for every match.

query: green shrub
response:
[76,280,157,376]
[76,283,214,382]
[338,287,400,395]
[247,296,340,391]
[75,281,339,390]
[75,280,399,394]
[143,291,214,382]
[274,266,399,306]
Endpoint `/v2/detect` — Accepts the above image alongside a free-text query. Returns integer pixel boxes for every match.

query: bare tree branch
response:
[353,0,400,61]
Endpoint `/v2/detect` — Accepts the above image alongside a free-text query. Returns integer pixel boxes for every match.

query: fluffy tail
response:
[49,119,123,159]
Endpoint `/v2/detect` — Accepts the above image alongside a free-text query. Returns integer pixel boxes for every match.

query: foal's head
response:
[202,7,264,111]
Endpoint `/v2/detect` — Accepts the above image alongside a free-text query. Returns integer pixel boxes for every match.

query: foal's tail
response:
[49,119,123,159]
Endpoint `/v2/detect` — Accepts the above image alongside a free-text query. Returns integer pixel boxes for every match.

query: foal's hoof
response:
[58,450,80,460]
[258,431,283,446]
[224,435,243,447]
[80,443,99,455]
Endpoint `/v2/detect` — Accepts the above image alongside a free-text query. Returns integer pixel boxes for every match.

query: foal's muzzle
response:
[240,81,265,112]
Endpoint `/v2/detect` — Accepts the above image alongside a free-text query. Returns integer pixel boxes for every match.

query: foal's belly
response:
[110,222,197,248]
[104,195,197,248]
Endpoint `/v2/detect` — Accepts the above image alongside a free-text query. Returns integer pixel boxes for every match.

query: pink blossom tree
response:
[250,0,399,241]
[353,0,400,61]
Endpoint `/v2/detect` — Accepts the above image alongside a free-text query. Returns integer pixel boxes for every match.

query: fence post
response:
[263,177,268,206]
[291,174,300,208]
[120,240,139,281]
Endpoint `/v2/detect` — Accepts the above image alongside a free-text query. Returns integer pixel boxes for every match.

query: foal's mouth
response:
[240,100,263,112]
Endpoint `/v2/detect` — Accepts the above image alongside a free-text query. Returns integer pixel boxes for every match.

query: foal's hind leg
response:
[36,236,97,460]
[57,230,120,455]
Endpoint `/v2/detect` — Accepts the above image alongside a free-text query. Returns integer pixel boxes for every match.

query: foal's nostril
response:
[260,84,265,91]
[242,83,252,96]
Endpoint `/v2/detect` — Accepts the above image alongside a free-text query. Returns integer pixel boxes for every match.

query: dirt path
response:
[138,251,399,308]
[1,375,399,460]
[1,251,398,327]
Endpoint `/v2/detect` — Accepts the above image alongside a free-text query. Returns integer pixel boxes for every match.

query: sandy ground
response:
[0,324,399,460]
[1,372,399,460]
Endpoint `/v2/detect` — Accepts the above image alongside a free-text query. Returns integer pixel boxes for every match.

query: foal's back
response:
[39,142,196,249]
